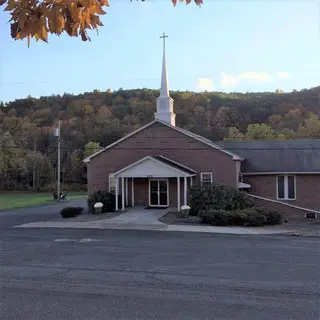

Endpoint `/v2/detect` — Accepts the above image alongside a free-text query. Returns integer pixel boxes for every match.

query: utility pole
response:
[33,138,36,192]
[55,121,61,202]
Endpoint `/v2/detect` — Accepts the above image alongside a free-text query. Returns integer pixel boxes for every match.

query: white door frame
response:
[148,178,169,207]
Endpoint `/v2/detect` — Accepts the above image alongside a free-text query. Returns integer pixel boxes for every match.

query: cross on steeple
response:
[155,32,175,126]
[160,32,168,51]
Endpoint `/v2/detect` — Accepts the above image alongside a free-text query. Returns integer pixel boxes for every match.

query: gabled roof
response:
[217,139,320,173]
[152,155,196,174]
[83,120,243,163]
[110,155,196,178]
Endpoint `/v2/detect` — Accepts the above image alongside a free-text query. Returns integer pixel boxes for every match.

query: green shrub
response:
[234,208,267,226]
[87,190,122,213]
[200,207,281,227]
[200,210,233,226]
[60,206,83,219]
[254,207,282,225]
[189,183,254,216]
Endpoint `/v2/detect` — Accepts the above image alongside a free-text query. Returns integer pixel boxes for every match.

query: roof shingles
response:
[152,155,196,175]
[217,140,320,173]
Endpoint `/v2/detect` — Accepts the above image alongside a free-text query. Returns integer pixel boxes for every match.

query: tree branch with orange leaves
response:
[0,0,203,46]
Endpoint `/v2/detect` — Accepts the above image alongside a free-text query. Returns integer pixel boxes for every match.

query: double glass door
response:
[149,179,168,207]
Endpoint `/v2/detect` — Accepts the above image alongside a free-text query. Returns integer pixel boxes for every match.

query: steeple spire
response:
[154,32,176,126]
[159,32,169,97]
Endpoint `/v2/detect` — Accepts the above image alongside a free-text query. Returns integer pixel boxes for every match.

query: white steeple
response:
[154,32,175,126]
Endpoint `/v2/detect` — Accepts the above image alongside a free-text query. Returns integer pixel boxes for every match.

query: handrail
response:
[248,194,320,214]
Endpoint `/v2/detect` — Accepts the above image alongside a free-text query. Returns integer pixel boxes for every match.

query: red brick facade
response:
[250,197,314,221]
[86,121,320,216]
[87,121,238,207]
[244,174,320,216]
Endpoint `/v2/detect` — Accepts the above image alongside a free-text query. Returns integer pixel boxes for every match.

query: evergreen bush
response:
[60,206,83,218]
[87,190,122,213]
[200,207,282,227]
[188,183,254,216]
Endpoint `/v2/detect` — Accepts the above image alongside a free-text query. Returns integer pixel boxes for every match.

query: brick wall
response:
[244,174,320,211]
[250,196,318,221]
[87,121,238,196]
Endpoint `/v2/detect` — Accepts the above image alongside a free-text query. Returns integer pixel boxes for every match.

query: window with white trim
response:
[277,175,296,200]
[109,173,116,191]
[200,172,213,185]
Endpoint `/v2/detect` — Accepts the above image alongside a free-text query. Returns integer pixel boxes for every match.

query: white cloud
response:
[238,72,271,82]
[196,78,217,91]
[220,72,272,87]
[220,73,239,87]
[277,72,291,79]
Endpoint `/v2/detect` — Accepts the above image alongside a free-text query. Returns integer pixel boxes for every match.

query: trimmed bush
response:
[87,190,122,214]
[234,208,268,226]
[60,206,83,219]
[200,207,282,227]
[189,183,254,216]
[200,210,233,226]
[254,207,282,225]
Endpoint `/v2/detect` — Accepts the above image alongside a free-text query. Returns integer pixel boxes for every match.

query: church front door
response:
[149,179,169,207]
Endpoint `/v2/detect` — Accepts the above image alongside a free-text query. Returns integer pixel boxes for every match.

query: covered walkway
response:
[110,155,196,211]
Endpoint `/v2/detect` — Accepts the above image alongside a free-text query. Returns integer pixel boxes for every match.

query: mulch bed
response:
[159,211,202,225]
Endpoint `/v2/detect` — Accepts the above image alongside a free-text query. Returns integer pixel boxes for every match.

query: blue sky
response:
[0,0,319,102]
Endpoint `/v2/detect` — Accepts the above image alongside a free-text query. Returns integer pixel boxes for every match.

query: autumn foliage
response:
[0,86,319,190]
[0,0,203,45]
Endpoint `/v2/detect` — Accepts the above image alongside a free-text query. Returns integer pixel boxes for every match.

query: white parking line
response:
[54,238,102,243]
[78,238,102,243]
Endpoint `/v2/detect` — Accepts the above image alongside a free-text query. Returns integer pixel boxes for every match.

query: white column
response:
[190,176,193,186]
[184,176,187,206]
[131,178,134,207]
[177,177,180,211]
[121,177,125,210]
[125,178,128,206]
[115,177,119,211]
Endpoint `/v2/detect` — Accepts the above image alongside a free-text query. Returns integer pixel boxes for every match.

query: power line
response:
[5,134,320,141]
[2,145,320,151]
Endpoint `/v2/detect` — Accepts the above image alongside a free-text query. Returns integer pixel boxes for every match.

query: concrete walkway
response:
[15,221,301,235]
[14,205,302,235]
[15,207,169,231]
[91,207,167,225]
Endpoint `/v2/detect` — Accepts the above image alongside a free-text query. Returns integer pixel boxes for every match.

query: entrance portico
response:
[110,155,196,211]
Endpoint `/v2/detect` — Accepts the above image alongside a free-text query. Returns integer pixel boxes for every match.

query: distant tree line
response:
[0,86,319,191]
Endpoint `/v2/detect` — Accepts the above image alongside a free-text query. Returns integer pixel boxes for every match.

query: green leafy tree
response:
[224,127,245,141]
[297,117,320,138]
[25,150,54,189]
[245,123,277,140]
[84,141,100,158]
[69,149,85,183]
[0,132,29,189]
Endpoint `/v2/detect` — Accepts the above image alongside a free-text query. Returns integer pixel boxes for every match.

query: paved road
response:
[1,227,319,320]
[0,199,87,228]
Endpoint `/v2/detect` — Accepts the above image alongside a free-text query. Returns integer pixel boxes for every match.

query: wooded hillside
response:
[0,86,319,191]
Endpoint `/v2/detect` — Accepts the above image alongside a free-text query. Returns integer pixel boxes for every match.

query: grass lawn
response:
[0,192,87,210]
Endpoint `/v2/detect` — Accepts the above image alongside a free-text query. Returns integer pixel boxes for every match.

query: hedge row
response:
[188,183,282,226]
[200,207,282,227]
